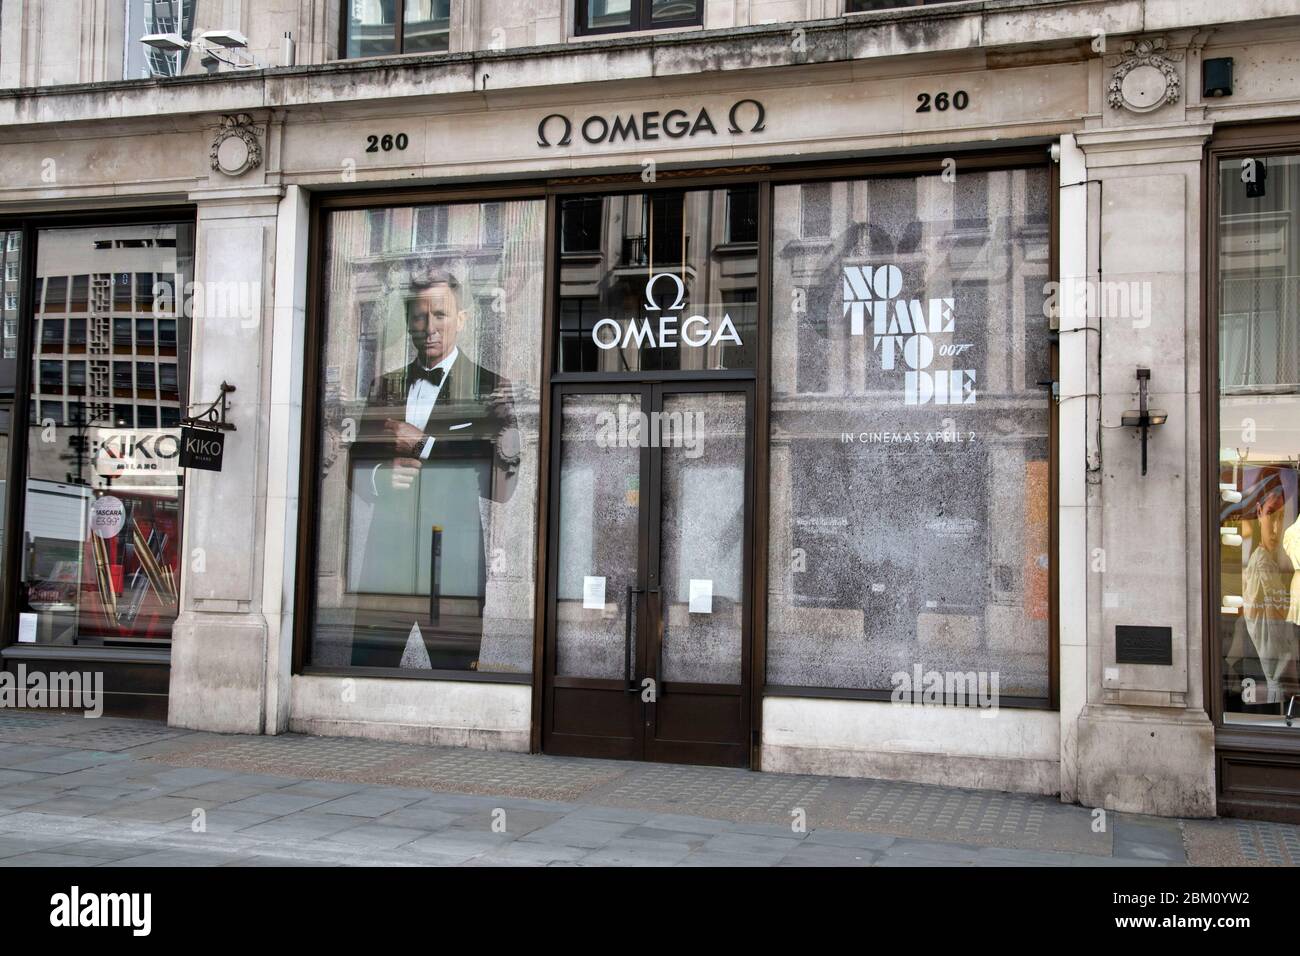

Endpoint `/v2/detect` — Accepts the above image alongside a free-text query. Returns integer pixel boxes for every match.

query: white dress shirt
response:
[406,347,460,460]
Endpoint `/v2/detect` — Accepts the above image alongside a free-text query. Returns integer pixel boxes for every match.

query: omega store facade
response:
[3,17,1300,822]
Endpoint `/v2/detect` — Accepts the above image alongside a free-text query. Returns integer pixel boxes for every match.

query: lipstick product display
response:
[83,493,181,639]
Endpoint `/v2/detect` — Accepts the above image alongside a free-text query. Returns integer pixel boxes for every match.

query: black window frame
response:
[574,0,704,37]
[846,0,962,11]
[339,0,453,60]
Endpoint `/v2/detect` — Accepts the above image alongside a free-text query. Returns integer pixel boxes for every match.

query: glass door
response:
[542,382,752,766]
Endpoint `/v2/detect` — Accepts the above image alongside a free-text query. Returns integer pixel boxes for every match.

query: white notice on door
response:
[582,576,606,610]
[689,579,713,614]
[17,612,37,643]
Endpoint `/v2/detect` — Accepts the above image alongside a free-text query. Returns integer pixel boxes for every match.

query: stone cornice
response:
[3,0,1296,131]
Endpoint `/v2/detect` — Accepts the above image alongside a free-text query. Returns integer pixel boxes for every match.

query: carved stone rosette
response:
[209,113,263,176]
[1107,38,1183,113]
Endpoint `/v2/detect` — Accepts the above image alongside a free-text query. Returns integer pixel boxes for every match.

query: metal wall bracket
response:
[181,382,237,432]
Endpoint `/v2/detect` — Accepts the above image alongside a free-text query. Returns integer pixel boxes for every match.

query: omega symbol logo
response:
[644,272,686,312]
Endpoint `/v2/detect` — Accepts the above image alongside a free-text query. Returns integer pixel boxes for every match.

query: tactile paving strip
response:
[1234,819,1300,866]
[148,733,632,801]
[47,726,187,752]
[846,780,1047,837]
[592,764,831,818]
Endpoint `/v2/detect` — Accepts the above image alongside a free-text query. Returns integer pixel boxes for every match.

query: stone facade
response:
[4,0,1300,819]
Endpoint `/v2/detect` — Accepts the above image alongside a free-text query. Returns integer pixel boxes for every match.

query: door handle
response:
[625,586,644,693]
[648,587,665,697]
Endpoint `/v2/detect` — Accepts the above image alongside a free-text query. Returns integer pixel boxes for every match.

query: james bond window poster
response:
[311,200,545,675]
[767,168,1053,699]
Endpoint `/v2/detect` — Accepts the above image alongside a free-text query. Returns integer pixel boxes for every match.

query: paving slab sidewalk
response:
[0,710,1293,867]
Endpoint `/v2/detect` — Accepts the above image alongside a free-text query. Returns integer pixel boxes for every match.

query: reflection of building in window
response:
[557,187,759,373]
[124,0,196,79]
[29,225,190,486]
[344,0,452,58]
[576,0,704,35]
[767,168,1053,699]
[1217,154,1300,724]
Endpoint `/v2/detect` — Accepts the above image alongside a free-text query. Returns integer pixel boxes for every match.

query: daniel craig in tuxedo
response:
[349,267,520,669]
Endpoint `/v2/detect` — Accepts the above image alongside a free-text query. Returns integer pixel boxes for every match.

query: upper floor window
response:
[846,0,962,11]
[575,0,703,36]
[344,0,451,58]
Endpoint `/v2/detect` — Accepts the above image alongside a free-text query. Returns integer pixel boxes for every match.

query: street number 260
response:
[916,91,969,113]
[365,133,409,152]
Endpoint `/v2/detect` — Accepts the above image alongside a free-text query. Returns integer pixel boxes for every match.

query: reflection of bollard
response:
[430,525,442,626]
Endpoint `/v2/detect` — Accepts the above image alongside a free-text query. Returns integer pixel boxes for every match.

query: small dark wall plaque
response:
[1115,625,1173,665]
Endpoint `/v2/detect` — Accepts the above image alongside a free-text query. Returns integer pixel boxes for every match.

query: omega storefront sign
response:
[537,99,766,148]
[591,272,743,351]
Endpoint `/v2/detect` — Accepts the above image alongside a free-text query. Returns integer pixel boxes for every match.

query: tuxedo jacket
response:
[351,355,519,507]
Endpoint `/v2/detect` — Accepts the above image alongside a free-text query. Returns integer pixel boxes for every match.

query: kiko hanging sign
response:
[537,99,766,148]
[179,428,225,472]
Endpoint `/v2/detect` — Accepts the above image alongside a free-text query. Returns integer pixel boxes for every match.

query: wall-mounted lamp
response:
[1222,594,1244,615]
[1220,525,1244,547]
[140,28,259,74]
[1121,368,1168,476]
[1219,482,1243,504]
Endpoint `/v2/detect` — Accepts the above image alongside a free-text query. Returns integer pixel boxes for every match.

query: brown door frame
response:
[539,379,756,767]
[1203,121,1300,821]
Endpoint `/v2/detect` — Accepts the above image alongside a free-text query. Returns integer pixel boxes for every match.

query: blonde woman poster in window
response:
[348,265,520,670]
[1243,486,1298,709]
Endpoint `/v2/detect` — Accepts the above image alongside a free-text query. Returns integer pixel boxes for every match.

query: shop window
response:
[1216,152,1300,728]
[560,198,604,254]
[307,197,545,676]
[16,221,192,650]
[575,0,703,36]
[767,167,1053,701]
[556,186,758,373]
[343,0,451,59]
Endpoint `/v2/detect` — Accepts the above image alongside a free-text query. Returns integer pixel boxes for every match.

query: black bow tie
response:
[413,365,446,387]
